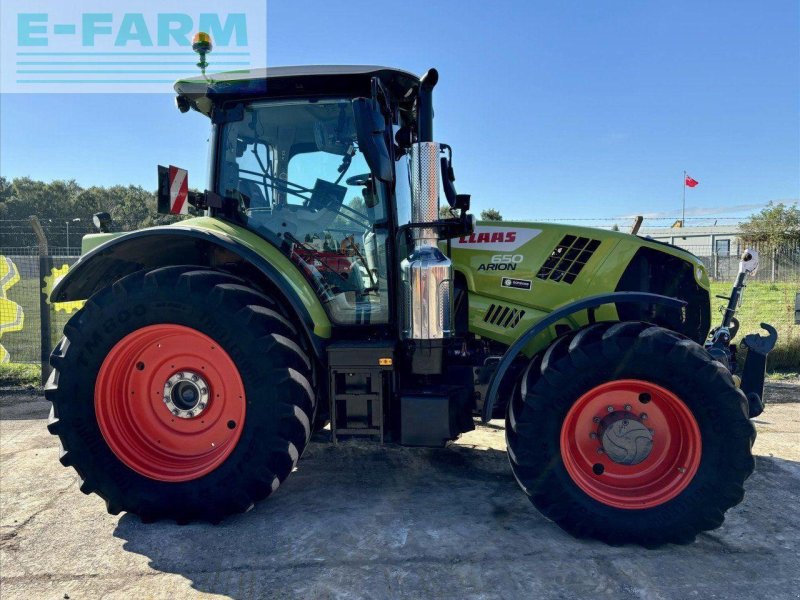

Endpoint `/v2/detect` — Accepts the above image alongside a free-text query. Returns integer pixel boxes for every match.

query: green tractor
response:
[47,54,777,545]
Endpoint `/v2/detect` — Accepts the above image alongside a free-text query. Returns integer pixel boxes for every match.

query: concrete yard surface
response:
[1,384,799,600]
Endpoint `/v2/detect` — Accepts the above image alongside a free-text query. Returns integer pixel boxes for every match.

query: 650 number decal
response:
[477,254,523,271]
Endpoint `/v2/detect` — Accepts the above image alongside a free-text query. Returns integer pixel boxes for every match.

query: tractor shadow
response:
[113,435,800,600]
[0,388,50,420]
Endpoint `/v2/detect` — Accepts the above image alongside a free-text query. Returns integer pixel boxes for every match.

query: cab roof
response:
[174,65,420,104]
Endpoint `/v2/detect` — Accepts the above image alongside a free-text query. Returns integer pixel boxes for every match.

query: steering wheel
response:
[345,173,371,186]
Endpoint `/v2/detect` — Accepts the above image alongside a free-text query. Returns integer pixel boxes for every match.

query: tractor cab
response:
[171,65,473,362]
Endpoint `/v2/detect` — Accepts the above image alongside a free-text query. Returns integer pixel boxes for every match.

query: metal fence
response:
[670,242,800,283]
[0,219,97,257]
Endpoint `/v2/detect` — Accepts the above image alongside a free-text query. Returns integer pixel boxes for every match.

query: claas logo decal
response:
[452,226,542,252]
[459,231,517,244]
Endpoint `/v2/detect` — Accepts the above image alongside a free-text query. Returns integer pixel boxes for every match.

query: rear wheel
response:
[506,322,755,545]
[46,266,315,522]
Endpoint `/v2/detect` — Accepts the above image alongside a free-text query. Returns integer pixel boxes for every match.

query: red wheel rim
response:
[560,379,701,509]
[95,324,246,482]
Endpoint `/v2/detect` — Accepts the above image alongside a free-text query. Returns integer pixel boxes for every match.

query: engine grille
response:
[484,304,525,328]
[615,247,710,344]
[536,235,601,284]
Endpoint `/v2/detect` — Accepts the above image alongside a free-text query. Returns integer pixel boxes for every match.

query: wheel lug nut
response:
[597,448,605,454]
[641,413,648,420]
[191,375,198,382]
[592,417,601,424]
[607,406,614,413]
[624,404,632,411]
[589,432,597,439]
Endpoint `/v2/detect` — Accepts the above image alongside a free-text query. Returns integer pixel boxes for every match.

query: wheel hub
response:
[163,371,209,419]
[95,324,246,482]
[598,412,653,465]
[559,379,702,509]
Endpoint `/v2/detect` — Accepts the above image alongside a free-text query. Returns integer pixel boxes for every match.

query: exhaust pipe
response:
[417,68,438,143]
[400,69,453,374]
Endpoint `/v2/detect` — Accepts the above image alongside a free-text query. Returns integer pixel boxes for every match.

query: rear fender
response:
[52,223,332,360]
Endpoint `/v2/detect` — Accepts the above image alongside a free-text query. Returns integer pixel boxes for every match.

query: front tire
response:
[46,266,315,522]
[506,322,755,546]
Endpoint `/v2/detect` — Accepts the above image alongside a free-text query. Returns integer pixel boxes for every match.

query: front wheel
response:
[506,322,755,546]
[46,266,315,523]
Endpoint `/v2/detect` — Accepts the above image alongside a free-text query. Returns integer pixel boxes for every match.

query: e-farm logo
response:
[0,0,267,93]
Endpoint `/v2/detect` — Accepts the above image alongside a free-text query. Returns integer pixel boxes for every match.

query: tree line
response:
[0,176,186,249]
[0,176,182,229]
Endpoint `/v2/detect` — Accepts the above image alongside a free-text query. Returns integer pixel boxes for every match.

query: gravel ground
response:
[1,383,798,600]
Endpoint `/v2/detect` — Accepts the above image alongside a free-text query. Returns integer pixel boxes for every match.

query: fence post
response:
[29,216,52,388]
[771,248,776,283]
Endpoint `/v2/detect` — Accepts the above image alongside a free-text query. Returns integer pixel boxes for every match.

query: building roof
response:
[639,225,742,236]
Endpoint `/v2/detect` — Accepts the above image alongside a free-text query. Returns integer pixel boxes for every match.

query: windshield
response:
[218,99,390,325]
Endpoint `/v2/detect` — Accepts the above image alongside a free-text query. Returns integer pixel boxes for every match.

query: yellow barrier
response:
[0,256,25,363]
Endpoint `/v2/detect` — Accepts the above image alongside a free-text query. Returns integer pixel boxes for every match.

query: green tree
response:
[0,176,11,203]
[0,177,10,221]
[739,202,800,282]
[3,178,80,222]
[480,208,503,221]
[0,177,196,251]
[331,196,367,232]
[739,202,800,249]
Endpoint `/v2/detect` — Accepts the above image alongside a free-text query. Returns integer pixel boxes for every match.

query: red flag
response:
[685,175,699,188]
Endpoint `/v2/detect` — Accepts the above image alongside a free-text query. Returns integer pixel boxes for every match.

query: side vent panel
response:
[484,304,526,328]
[536,235,601,284]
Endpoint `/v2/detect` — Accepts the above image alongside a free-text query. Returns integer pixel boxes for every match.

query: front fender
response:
[53,220,332,358]
[482,291,687,422]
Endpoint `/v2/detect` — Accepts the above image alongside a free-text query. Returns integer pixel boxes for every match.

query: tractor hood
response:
[451,221,711,347]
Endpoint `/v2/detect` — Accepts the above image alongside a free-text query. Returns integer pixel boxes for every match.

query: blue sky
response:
[1,0,798,224]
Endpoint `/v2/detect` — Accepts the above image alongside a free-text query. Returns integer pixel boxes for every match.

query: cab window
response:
[217,99,390,325]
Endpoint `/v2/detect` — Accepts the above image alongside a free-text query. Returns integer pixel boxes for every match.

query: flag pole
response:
[681,170,686,226]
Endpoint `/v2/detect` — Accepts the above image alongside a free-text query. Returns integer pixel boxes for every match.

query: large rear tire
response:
[506,321,755,546]
[46,266,315,523]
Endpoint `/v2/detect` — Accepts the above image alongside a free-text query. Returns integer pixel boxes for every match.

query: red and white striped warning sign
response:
[168,166,189,215]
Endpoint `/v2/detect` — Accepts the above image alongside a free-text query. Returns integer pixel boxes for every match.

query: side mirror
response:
[92,212,112,232]
[157,165,190,215]
[353,98,393,183]
[439,145,470,211]
[363,187,379,209]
